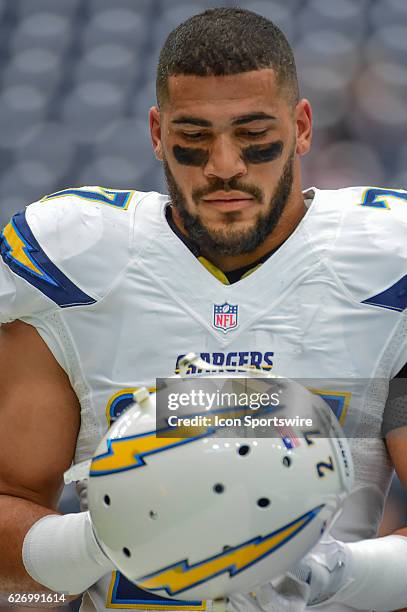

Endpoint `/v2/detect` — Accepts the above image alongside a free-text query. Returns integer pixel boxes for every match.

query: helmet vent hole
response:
[103,495,111,506]
[257,497,270,508]
[223,545,232,552]
[238,445,250,456]
[123,547,131,558]
[213,483,225,494]
[149,510,158,520]
[283,456,292,467]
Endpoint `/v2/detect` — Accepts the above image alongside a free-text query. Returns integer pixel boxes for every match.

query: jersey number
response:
[41,187,134,210]
[361,188,407,210]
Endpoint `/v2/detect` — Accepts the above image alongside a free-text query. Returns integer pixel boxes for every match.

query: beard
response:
[163,148,295,257]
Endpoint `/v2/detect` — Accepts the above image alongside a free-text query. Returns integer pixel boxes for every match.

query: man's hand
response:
[256,531,407,611]
[286,535,349,607]
[246,535,346,611]
[226,584,310,612]
[255,576,310,611]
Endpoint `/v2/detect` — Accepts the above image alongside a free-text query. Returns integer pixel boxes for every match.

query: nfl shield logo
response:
[213,302,238,333]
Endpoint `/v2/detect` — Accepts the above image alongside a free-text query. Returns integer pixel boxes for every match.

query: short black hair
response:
[156,7,299,107]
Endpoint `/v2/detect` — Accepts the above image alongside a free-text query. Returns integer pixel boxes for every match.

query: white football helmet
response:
[87,355,353,601]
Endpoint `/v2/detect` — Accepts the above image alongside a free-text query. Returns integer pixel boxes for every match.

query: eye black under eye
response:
[173,145,209,166]
[242,140,284,164]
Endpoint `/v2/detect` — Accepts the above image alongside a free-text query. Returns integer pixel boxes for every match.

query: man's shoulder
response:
[314,184,407,212]
[310,185,407,312]
[0,186,168,320]
[27,184,166,241]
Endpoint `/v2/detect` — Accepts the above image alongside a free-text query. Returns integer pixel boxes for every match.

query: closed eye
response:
[181,131,207,141]
[243,129,269,138]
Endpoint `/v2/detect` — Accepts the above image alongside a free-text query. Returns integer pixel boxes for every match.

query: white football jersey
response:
[1,185,407,612]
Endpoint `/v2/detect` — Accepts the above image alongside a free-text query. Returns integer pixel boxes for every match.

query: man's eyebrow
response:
[232,113,277,125]
[171,112,277,127]
[171,117,212,127]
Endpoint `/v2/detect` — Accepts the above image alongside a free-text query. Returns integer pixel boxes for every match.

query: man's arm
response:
[0,320,81,601]
[384,427,407,612]
[386,425,407,540]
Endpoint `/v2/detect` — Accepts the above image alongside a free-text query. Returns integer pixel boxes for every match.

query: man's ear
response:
[295,99,312,157]
[149,106,163,161]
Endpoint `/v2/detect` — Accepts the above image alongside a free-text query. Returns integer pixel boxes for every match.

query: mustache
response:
[192,178,264,205]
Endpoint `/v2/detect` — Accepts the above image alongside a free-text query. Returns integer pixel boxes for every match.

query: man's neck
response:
[171,193,308,272]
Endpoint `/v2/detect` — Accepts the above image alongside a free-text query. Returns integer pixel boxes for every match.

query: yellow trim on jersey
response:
[197,257,229,284]
[106,571,116,607]
[106,571,206,610]
[2,222,43,276]
[197,256,263,284]
[308,388,351,426]
[240,263,262,280]
[105,388,136,426]
[105,387,156,427]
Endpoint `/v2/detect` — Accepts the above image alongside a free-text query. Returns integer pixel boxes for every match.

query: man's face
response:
[150,69,311,256]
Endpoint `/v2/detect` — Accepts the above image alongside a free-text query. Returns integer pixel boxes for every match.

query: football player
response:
[0,7,406,612]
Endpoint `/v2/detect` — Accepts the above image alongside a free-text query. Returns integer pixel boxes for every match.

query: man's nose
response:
[203,136,247,181]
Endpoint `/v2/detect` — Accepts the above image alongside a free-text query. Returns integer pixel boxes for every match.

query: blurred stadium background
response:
[0,0,407,226]
[0,0,406,609]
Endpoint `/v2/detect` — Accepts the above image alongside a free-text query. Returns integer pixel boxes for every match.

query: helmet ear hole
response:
[238,444,250,456]
[283,456,292,467]
[257,498,271,508]
[213,483,225,494]
[123,547,131,558]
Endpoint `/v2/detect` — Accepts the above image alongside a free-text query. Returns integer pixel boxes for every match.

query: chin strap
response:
[64,460,92,484]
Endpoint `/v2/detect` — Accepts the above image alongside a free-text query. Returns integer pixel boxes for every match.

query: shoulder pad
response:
[0,186,138,321]
[324,186,407,312]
